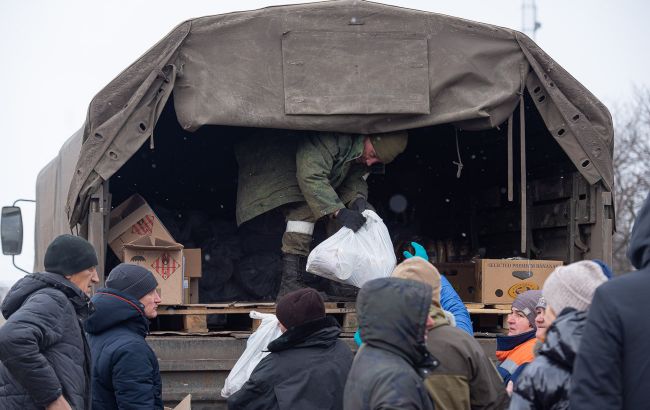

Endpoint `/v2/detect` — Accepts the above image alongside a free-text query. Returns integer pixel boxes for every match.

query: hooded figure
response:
[85,263,163,410]
[571,192,650,410]
[0,234,98,410]
[344,277,438,410]
[228,288,353,410]
[394,257,509,410]
[510,260,607,409]
[235,130,408,298]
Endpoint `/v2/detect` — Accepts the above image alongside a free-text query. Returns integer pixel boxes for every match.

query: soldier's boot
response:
[276,253,307,301]
[325,281,359,302]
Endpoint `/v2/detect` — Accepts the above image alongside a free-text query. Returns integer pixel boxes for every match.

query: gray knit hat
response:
[106,263,158,300]
[512,290,542,329]
[536,296,547,310]
[543,261,607,314]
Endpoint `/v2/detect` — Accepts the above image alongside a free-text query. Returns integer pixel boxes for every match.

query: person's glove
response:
[350,197,369,212]
[403,241,428,260]
[336,208,366,232]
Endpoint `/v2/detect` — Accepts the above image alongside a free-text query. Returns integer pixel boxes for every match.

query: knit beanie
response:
[391,257,442,309]
[370,131,408,164]
[106,263,159,300]
[276,288,325,329]
[512,290,542,329]
[536,296,547,310]
[44,234,98,276]
[543,260,607,314]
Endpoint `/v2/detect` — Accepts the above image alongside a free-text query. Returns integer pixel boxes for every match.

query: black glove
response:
[336,208,367,232]
[349,197,369,212]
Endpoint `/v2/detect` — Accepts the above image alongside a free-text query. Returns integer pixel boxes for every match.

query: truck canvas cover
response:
[60,0,612,233]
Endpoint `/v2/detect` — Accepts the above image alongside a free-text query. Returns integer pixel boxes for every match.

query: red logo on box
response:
[151,252,180,280]
[132,215,155,236]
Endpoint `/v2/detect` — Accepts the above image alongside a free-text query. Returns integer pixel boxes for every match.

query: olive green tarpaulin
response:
[66,0,613,228]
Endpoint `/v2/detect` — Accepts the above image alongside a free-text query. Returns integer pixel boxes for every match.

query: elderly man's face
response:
[358,137,381,167]
[140,289,162,319]
[67,267,99,295]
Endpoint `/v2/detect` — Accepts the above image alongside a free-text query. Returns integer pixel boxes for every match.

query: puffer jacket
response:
[85,288,162,410]
[510,308,586,409]
[0,272,92,410]
[571,192,650,410]
[235,130,367,225]
[344,277,438,410]
[227,316,353,410]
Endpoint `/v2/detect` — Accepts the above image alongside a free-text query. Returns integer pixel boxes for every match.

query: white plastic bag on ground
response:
[220,311,283,398]
[306,210,396,288]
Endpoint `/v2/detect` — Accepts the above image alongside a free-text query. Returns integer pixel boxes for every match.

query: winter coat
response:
[571,192,650,410]
[227,316,353,410]
[235,130,367,225]
[510,309,586,409]
[85,288,163,410]
[440,274,473,335]
[344,278,438,410]
[425,323,509,410]
[0,272,92,410]
[495,330,536,385]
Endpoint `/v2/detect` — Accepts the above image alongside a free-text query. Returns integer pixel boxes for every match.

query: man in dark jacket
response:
[344,277,438,410]
[85,263,163,410]
[0,234,98,410]
[393,257,509,410]
[571,192,650,410]
[228,288,353,409]
[235,130,408,297]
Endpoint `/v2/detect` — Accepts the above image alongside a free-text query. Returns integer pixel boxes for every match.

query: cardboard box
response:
[108,194,175,261]
[123,237,184,305]
[184,248,202,278]
[479,259,562,304]
[436,259,562,304]
[436,262,478,302]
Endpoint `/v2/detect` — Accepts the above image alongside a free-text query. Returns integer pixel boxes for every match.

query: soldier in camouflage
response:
[235,130,408,299]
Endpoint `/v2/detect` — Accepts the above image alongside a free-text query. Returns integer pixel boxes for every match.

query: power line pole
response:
[522,0,542,40]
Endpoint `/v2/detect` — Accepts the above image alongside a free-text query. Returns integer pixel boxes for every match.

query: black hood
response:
[628,192,650,270]
[1,272,91,320]
[85,288,149,336]
[357,277,432,367]
[539,308,586,370]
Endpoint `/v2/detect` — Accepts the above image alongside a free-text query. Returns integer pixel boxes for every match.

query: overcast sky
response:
[1,0,648,287]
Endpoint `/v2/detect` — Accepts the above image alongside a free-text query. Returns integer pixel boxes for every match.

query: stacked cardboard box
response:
[436,259,563,304]
[108,194,202,305]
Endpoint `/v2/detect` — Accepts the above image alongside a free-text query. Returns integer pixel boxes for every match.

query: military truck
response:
[1,1,614,408]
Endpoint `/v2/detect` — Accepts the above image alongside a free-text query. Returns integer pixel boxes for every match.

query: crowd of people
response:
[0,192,647,409]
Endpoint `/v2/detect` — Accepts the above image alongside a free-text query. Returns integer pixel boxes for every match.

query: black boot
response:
[325,281,359,302]
[276,253,307,300]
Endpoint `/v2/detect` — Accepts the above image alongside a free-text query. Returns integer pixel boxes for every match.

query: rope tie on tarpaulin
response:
[453,128,464,179]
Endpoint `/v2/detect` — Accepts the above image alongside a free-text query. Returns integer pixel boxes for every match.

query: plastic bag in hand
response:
[306,210,396,288]
[220,311,282,398]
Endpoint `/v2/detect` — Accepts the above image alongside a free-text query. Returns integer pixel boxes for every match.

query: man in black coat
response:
[571,192,650,410]
[85,263,163,410]
[344,277,438,410]
[228,288,353,409]
[0,234,99,410]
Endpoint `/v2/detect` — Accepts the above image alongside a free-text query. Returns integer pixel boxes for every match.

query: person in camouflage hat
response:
[235,129,408,299]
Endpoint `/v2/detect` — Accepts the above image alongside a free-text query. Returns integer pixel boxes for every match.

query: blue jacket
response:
[85,289,163,410]
[440,274,473,335]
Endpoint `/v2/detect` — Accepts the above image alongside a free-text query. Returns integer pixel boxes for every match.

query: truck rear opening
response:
[106,91,609,325]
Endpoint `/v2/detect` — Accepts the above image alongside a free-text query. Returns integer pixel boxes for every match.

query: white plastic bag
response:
[306,210,396,288]
[220,311,283,398]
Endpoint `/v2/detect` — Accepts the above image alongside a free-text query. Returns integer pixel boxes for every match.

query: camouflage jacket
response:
[235,130,368,225]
